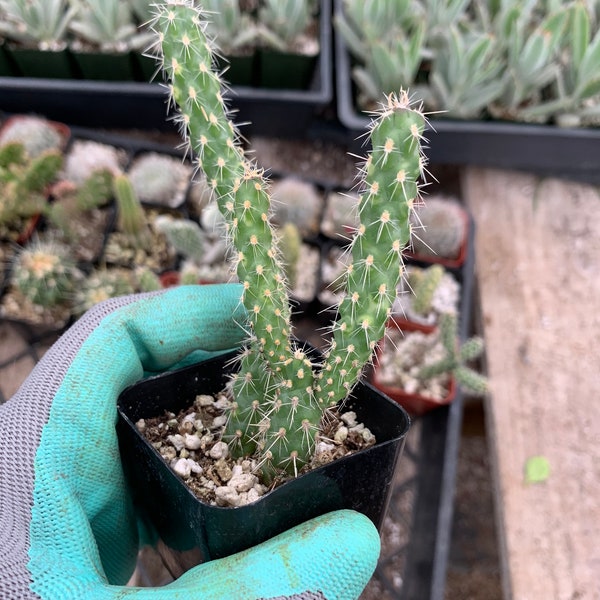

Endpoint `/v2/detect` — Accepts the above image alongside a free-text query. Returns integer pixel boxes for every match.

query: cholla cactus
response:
[418,312,488,395]
[0,115,67,158]
[0,0,78,50]
[153,0,426,477]
[127,152,192,208]
[12,239,80,308]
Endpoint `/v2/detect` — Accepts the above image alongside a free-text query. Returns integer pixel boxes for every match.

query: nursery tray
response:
[0,0,332,139]
[0,125,475,599]
[333,0,600,184]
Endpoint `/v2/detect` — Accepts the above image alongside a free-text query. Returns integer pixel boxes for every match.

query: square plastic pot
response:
[117,348,410,575]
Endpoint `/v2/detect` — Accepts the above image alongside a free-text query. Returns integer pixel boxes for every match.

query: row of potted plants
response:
[0,0,321,88]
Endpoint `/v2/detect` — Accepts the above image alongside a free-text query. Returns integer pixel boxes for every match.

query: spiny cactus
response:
[63,140,126,186]
[418,312,488,395]
[277,222,302,290]
[127,152,193,208]
[113,173,152,248]
[12,239,81,308]
[153,0,426,478]
[75,267,135,315]
[410,196,466,260]
[269,177,322,237]
[0,115,67,158]
[0,145,63,234]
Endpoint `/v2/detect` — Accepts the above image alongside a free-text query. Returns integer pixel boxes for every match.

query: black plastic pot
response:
[70,49,136,81]
[5,46,76,79]
[117,348,410,575]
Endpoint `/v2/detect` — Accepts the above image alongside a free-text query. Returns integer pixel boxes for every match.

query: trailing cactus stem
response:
[156,0,322,475]
[317,92,427,407]
[156,2,427,477]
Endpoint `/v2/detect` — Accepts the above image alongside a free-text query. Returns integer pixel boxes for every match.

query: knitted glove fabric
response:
[0,284,380,599]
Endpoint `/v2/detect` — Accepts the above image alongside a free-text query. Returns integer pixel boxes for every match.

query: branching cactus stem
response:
[153,0,427,478]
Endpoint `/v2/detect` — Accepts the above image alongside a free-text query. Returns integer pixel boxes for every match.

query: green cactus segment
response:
[156,1,323,475]
[157,1,245,203]
[418,312,488,395]
[112,174,151,245]
[318,93,426,407]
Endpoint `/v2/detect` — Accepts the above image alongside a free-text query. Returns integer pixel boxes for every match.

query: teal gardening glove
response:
[0,284,380,599]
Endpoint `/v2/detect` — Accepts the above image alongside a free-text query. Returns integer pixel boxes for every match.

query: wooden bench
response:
[462,167,600,600]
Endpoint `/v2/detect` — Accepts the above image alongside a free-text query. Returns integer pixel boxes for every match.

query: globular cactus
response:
[64,140,126,186]
[0,116,66,158]
[75,267,136,315]
[154,0,426,478]
[269,177,322,237]
[12,240,80,308]
[418,312,488,395]
[410,196,466,260]
[127,152,193,208]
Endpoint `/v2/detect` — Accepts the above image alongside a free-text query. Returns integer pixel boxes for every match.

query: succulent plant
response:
[408,263,445,316]
[154,0,426,478]
[202,0,258,55]
[418,312,488,395]
[75,267,135,314]
[277,221,302,290]
[257,0,318,53]
[269,176,322,237]
[63,139,125,185]
[321,190,359,239]
[127,152,192,208]
[520,2,600,127]
[113,173,152,248]
[12,239,81,308]
[0,0,78,50]
[410,196,466,260]
[0,145,63,235]
[0,115,66,158]
[154,214,207,264]
[69,0,153,52]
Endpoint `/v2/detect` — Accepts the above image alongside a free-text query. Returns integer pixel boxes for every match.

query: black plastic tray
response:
[0,126,472,599]
[333,0,600,184]
[0,0,333,139]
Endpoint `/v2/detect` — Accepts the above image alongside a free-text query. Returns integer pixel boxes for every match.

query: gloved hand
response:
[0,284,380,600]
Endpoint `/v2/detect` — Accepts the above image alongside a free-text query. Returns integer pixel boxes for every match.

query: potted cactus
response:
[371,312,488,416]
[117,0,424,570]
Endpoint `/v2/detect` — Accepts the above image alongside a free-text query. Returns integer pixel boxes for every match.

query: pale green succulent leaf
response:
[570,2,591,72]
[577,30,600,93]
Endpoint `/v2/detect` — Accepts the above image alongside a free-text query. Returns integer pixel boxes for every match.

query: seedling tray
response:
[0,0,332,139]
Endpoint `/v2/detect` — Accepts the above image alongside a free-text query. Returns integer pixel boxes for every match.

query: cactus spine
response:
[154,1,426,478]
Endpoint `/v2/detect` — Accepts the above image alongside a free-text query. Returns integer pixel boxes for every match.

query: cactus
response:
[12,239,80,308]
[153,0,426,478]
[63,140,125,185]
[409,263,444,316]
[127,152,193,208]
[410,196,466,260]
[418,312,488,395]
[75,267,135,314]
[0,116,66,158]
[0,146,63,235]
[277,222,302,290]
[269,177,322,237]
[113,173,152,248]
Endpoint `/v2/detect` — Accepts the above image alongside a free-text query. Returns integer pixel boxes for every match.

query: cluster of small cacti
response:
[0,140,63,237]
[74,267,135,315]
[154,0,426,478]
[337,0,600,125]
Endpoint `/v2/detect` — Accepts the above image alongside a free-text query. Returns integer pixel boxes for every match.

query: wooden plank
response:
[461,167,600,600]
